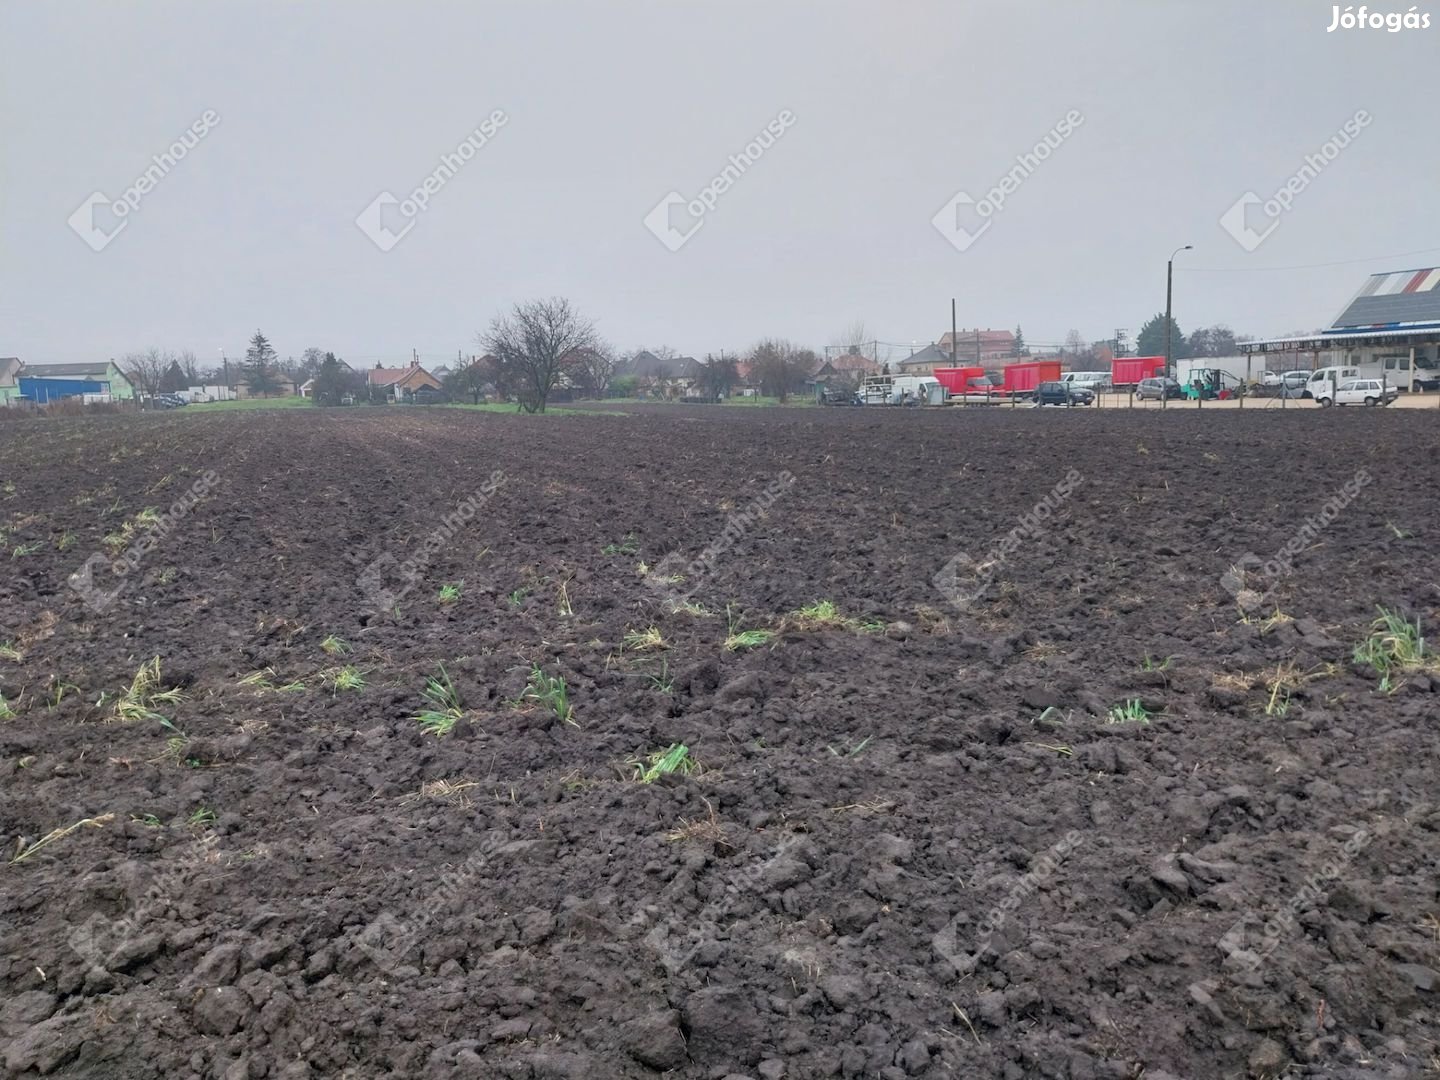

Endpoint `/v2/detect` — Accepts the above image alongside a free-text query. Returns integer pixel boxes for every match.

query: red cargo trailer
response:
[1003,361,1062,397]
[1111,356,1166,388]
[933,366,986,395]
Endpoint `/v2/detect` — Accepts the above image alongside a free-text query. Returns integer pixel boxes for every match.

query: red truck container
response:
[1003,360,1062,396]
[1111,356,1166,387]
[933,366,987,395]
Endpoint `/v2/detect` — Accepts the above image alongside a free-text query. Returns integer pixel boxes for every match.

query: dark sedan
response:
[1033,381,1094,407]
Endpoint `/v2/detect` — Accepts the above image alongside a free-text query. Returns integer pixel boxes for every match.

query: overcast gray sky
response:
[2,0,1434,366]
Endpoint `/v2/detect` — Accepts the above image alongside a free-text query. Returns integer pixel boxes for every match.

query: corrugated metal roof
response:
[1330,266,1440,329]
[21,362,117,377]
[1241,325,1440,351]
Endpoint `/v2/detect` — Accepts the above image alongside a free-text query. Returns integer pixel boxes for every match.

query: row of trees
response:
[120,332,328,398]
[462,300,827,413]
[1007,322,1246,366]
[119,348,201,398]
[1134,316,1246,361]
[127,308,1256,414]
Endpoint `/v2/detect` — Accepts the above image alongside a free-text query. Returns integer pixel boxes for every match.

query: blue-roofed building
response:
[18,376,108,404]
[1240,267,1440,390]
[17,361,137,400]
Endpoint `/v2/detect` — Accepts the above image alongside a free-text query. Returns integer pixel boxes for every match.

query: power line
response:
[1178,246,1440,273]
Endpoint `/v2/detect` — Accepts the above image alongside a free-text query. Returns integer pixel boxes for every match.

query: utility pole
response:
[950,299,958,366]
[1164,245,1193,410]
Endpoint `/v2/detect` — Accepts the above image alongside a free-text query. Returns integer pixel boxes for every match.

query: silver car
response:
[1136,377,1181,401]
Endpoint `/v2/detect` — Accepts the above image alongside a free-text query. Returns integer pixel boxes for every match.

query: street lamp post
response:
[1163,244,1193,410]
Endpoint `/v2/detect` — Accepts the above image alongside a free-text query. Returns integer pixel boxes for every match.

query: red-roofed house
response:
[827,352,881,378]
[368,360,442,402]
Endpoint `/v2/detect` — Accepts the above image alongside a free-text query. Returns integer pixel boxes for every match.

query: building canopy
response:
[1243,266,1440,353]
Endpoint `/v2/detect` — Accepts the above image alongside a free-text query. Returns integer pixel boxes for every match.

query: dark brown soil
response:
[0,405,1437,1080]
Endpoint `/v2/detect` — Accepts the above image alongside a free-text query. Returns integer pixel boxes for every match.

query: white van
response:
[888,375,942,405]
[1062,371,1112,393]
[1306,366,1366,401]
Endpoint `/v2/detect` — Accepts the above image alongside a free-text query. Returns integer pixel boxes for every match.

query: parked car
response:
[1317,378,1399,407]
[1250,370,1310,399]
[1259,370,1282,387]
[1271,371,1310,397]
[1136,376,1182,401]
[1033,381,1094,407]
[151,393,188,409]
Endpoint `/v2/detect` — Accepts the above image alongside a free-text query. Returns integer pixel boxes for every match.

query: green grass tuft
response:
[324,665,366,695]
[602,534,640,556]
[634,743,698,782]
[725,628,773,651]
[113,658,184,724]
[1106,699,1151,725]
[623,626,667,651]
[415,663,464,737]
[320,634,351,656]
[1354,606,1436,692]
[522,665,575,725]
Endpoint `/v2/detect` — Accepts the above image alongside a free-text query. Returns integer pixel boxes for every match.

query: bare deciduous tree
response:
[122,348,171,399]
[445,356,493,405]
[482,297,600,413]
[565,344,617,398]
[696,353,739,401]
[831,319,868,354]
[747,339,816,403]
